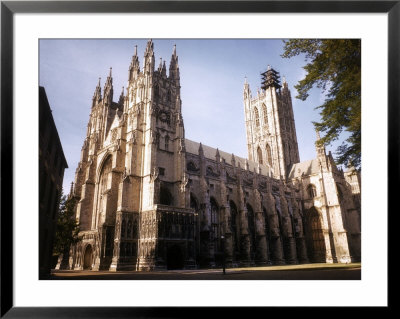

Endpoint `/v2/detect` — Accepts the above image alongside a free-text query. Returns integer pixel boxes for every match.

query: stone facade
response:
[68,40,361,271]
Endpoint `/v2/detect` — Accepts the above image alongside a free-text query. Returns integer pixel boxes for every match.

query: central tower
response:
[243,66,300,179]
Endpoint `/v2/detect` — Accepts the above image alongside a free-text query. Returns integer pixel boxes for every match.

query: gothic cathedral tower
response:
[243,66,300,179]
[72,40,194,272]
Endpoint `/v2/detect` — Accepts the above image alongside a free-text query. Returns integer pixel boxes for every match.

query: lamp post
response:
[221,235,225,275]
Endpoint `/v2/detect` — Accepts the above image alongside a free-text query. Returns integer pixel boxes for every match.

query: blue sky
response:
[39,39,346,193]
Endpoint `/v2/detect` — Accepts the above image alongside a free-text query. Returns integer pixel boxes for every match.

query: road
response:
[49,263,361,280]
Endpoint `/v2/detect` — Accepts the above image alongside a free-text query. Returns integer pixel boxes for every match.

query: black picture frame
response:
[1,0,396,317]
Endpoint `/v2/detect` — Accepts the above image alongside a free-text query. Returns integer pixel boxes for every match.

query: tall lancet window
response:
[164,135,169,151]
[254,107,260,127]
[210,197,219,249]
[262,103,268,128]
[257,147,263,165]
[99,156,112,205]
[266,144,272,167]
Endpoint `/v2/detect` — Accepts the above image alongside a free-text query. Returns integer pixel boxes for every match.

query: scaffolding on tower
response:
[261,66,282,90]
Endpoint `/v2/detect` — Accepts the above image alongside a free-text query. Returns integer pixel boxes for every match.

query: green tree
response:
[281,39,361,169]
[53,192,80,256]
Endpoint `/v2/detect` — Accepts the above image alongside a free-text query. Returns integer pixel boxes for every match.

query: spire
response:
[158,57,163,70]
[144,39,155,74]
[243,76,251,99]
[103,67,114,105]
[215,148,220,161]
[69,181,74,198]
[162,60,167,77]
[129,44,140,81]
[315,129,327,161]
[231,153,236,166]
[282,75,289,90]
[169,44,180,81]
[199,142,204,155]
[92,77,102,107]
[145,39,154,55]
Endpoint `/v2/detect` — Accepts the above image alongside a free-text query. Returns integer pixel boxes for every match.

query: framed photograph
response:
[1,0,396,317]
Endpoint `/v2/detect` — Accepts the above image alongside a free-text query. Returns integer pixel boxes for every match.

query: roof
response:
[288,159,320,179]
[185,139,271,176]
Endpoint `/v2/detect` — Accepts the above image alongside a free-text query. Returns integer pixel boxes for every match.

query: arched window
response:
[99,156,112,194]
[97,156,112,227]
[187,161,198,172]
[210,197,219,245]
[246,203,256,259]
[307,184,317,198]
[266,144,272,167]
[262,103,268,127]
[164,135,169,151]
[167,90,171,102]
[230,201,239,256]
[254,107,260,127]
[263,207,272,261]
[257,146,263,164]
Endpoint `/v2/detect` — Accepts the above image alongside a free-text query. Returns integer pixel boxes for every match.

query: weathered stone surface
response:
[68,41,361,271]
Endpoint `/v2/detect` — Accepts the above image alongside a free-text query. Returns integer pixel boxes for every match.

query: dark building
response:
[39,86,68,278]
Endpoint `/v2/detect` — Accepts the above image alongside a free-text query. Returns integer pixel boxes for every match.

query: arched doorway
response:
[304,207,326,262]
[83,244,93,270]
[167,244,184,270]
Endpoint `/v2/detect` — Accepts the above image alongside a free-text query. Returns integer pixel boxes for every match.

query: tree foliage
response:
[53,192,80,255]
[281,39,361,169]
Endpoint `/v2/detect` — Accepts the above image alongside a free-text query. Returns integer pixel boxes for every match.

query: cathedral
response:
[67,40,361,271]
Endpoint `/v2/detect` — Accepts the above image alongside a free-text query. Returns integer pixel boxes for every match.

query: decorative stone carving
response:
[150,167,159,181]
[180,173,189,193]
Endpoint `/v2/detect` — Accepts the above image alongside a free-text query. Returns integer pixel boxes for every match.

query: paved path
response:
[50,263,361,280]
